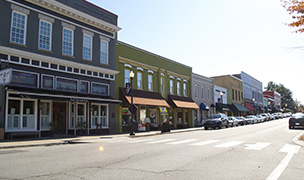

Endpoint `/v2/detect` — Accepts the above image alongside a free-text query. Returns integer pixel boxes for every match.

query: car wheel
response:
[218,123,222,129]
[204,126,208,130]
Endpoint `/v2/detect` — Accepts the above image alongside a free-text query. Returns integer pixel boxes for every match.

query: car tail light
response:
[290,123,294,125]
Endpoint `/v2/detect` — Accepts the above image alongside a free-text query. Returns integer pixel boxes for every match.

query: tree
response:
[265,81,297,112]
[281,0,304,33]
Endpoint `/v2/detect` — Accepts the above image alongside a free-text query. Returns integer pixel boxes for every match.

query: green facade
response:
[116,41,195,133]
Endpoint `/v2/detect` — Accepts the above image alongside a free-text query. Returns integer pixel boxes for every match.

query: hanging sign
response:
[160,107,168,115]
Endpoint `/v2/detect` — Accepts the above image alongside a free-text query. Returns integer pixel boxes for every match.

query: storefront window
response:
[122,108,131,125]
[185,112,189,124]
[149,109,156,124]
[77,104,86,129]
[140,109,146,123]
[100,105,108,127]
[169,110,173,124]
[177,112,182,124]
[7,99,36,131]
[40,101,51,130]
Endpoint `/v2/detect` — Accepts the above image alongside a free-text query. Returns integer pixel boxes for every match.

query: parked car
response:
[246,115,257,124]
[261,113,269,121]
[236,116,247,125]
[289,113,304,129]
[256,115,265,122]
[204,114,229,130]
[228,116,239,127]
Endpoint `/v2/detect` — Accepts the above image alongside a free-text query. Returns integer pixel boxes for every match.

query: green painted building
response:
[116,41,199,133]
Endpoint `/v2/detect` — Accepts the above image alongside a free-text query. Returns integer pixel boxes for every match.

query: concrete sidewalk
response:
[0,127,204,149]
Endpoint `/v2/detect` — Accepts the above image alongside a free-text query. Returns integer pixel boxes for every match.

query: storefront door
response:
[53,102,66,133]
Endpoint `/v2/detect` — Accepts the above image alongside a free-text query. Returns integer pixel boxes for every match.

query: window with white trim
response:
[100,40,108,64]
[83,34,92,60]
[10,70,38,88]
[137,71,142,89]
[7,99,36,131]
[80,81,89,93]
[62,27,73,56]
[170,79,174,94]
[40,101,52,130]
[56,77,77,92]
[92,82,109,96]
[177,81,181,95]
[10,11,27,45]
[91,104,108,128]
[148,74,153,91]
[160,76,164,92]
[38,20,52,51]
[194,84,198,98]
[125,69,130,84]
[201,86,204,99]
[183,82,187,96]
[41,75,54,89]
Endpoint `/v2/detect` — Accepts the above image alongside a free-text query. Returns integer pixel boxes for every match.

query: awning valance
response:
[216,103,233,112]
[168,95,199,109]
[245,104,255,111]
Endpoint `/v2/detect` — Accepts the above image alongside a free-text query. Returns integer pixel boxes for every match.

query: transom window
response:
[56,77,77,92]
[62,27,73,56]
[10,11,27,45]
[100,40,108,64]
[39,20,52,51]
[83,34,92,60]
[10,70,38,88]
[92,83,109,96]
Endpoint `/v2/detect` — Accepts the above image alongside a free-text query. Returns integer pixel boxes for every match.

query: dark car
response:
[289,113,304,129]
[204,114,229,130]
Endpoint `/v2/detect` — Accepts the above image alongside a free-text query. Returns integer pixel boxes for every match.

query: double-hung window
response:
[100,39,108,64]
[83,33,92,60]
[170,79,174,94]
[183,82,187,96]
[177,81,181,95]
[137,71,142,89]
[38,20,52,51]
[62,27,73,56]
[148,74,153,91]
[10,11,27,45]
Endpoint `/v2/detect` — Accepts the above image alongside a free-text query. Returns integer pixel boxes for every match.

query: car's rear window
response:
[210,114,221,119]
[291,113,304,118]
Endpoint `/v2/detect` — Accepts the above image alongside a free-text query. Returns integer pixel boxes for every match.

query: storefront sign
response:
[160,107,168,115]
[70,98,88,102]
[0,68,12,85]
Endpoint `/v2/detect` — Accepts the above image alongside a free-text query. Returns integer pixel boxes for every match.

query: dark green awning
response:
[233,103,249,112]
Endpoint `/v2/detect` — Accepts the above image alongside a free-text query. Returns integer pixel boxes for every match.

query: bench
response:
[7,131,39,139]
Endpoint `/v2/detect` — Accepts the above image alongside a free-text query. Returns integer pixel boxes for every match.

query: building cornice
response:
[119,56,159,71]
[167,70,190,81]
[23,0,121,33]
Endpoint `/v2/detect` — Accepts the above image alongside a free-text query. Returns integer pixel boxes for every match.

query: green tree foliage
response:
[265,81,296,112]
[281,0,304,33]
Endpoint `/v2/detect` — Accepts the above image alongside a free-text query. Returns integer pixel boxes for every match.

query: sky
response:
[88,0,304,104]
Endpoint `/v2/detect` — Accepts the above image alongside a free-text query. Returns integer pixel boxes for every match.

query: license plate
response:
[295,123,300,125]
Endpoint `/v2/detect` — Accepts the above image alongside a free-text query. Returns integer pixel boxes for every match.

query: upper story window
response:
[56,77,77,92]
[183,82,187,96]
[10,11,27,45]
[177,81,181,95]
[83,33,92,60]
[148,74,153,91]
[170,79,174,94]
[194,84,198,99]
[137,71,142,89]
[38,20,52,51]
[201,86,204,99]
[160,76,165,92]
[232,89,235,100]
[62,27,74,56]
[100,39,109,64]
[124,69,130,85]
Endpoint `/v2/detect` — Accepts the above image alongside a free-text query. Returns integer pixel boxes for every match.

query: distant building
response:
[263,91,282,112]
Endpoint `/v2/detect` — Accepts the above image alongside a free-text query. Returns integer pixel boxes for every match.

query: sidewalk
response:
[0,127,204,149]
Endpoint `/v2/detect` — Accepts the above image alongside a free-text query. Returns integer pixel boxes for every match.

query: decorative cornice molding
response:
[119,56,159,71]
[167,70,190,81]
[24,0,121,33]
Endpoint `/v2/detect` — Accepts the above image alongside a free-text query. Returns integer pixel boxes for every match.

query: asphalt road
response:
[0,118,303,180]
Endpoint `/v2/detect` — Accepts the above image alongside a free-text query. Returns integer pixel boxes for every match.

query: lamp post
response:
[129,71,135,136]
[220,91,223,103]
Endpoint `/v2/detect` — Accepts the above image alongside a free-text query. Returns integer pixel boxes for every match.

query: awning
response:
[8,86,122,104]
[168,95,199,109]
[199,103,210,111]
[120,88,170,107]
[233,103,249,112]
[216,103,233,112]
[245,104,255,111]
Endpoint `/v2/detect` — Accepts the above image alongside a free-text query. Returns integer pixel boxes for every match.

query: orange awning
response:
[125,96,170,107]
[172,100,199,109]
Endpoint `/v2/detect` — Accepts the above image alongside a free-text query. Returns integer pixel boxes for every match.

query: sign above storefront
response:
[70,98,89,102]
[0,68,12,85]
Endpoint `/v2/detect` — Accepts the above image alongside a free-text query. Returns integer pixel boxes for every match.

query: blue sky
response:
[88,0,304,104]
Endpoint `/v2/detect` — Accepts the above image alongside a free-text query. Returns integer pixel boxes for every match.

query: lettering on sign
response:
[70,98,88,102]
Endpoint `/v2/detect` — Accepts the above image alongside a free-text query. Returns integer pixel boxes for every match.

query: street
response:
[0,118,303,180]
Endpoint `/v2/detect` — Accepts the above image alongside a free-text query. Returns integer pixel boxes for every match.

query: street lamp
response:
[129,71,135,136]
[220,91,223,103]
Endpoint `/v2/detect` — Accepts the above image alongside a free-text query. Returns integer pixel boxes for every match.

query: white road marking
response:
[190,140,220,146]
[244,142,271,150]
[266,144,301,180]
[146,139,176,144]
[214,141,244,148]
[167,139,198,145]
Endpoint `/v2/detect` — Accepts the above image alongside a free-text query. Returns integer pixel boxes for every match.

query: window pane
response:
[148,74,153,90]
[100,40,108,64]
[125,69,130,84]
[80,81,89,93]
[92,83,108,96]
[83,34,92,60]
[41,102,51,129]
[10,71,38,87]
[137,72,142,89]
[42,76,53,89]
[56,78,77,92]
[62,28,73,56]
[39,20,51,50]
[11,11,26,44]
